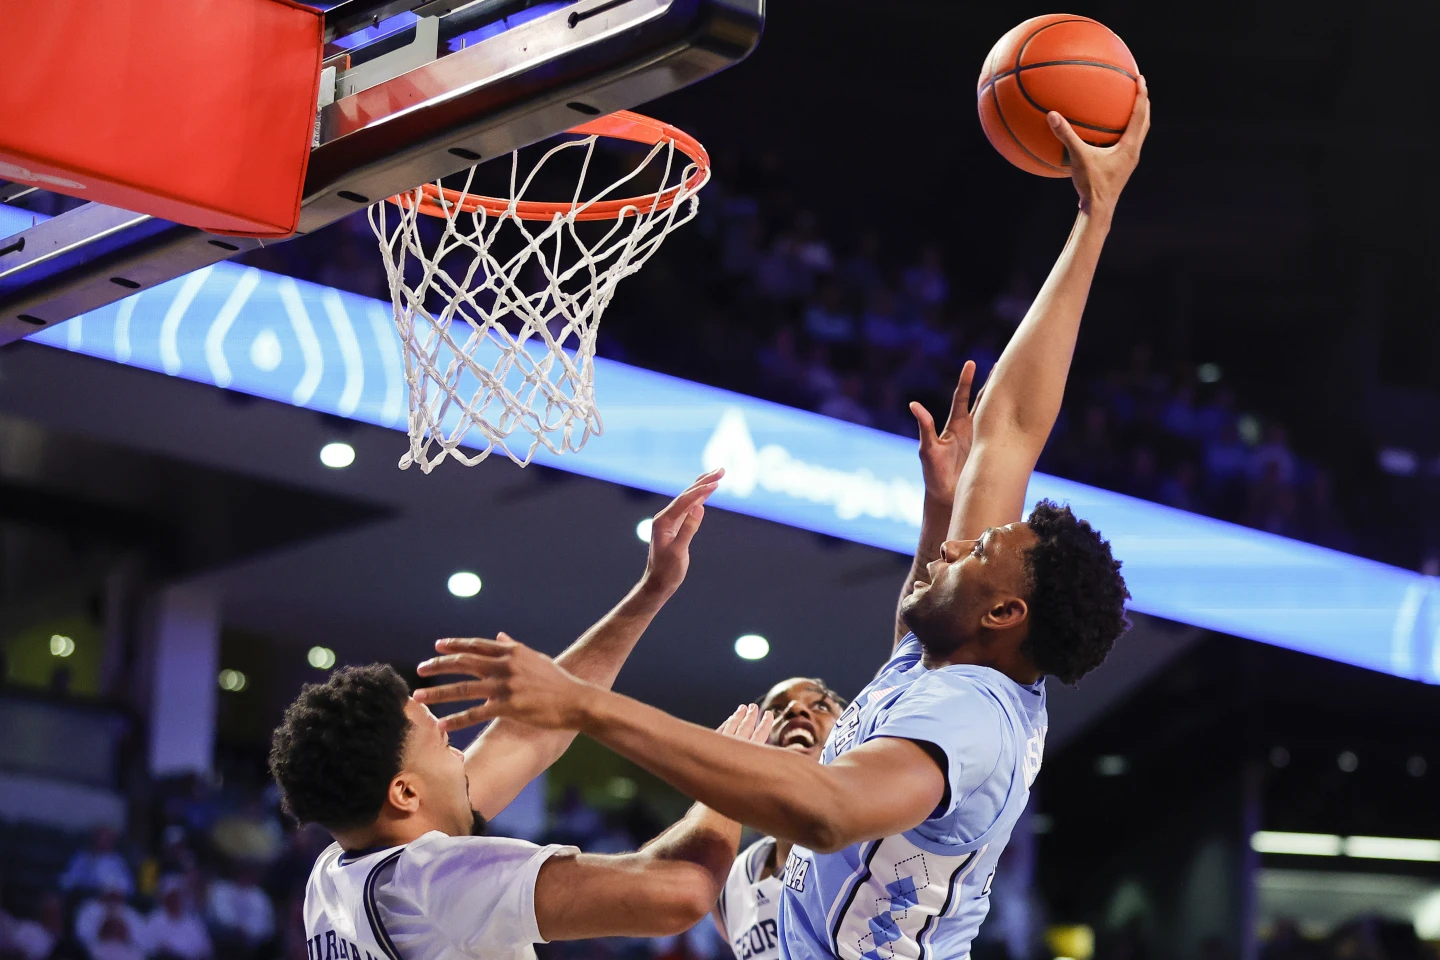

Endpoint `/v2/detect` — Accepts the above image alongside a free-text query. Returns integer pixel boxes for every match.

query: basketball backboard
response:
[0,0,763,345]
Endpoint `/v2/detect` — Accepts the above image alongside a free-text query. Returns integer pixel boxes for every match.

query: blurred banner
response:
[4,204,1437,683]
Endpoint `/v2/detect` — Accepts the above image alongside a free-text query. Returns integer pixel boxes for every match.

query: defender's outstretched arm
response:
[460,469,722,820]
[950,77,1150,541]
[895,362,977,648]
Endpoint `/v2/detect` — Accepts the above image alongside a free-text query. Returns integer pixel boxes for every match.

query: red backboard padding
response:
[0,0,323,238]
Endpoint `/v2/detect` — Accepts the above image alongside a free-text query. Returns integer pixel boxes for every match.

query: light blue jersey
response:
[778,635,1047,960]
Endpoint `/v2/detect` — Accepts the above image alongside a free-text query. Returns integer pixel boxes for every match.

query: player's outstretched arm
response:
[949,77,1151,541]
[415,640,946,854]
[455,469,722,821]
[531,705,773,940]
[895,362,977,649]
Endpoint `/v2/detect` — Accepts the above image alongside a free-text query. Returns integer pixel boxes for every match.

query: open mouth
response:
[777,719,819,752]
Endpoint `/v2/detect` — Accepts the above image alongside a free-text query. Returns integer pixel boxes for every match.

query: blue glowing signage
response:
[3,204,1437,683]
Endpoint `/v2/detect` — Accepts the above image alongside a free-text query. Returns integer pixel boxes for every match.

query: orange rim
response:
[391,110,710,222]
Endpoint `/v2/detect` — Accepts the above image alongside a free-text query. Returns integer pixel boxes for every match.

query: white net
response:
[369,117,708,471]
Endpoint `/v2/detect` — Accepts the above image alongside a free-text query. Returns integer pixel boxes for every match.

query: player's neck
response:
[331,815,444,854]
[922,638,1042,685]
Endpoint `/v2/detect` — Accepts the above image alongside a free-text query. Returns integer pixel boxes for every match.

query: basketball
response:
[977,14,1139,177]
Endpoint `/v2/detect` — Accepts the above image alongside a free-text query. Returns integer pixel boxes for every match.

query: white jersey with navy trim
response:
[718,837,782,960]
[302,832,576,960]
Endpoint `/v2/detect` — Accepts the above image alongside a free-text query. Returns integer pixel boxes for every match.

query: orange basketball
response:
[977,14,1138,178]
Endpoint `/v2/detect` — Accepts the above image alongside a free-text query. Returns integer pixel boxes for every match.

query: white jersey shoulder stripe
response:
[361,849,405,960]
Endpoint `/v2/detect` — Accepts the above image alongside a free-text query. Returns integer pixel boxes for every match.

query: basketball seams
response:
[1012,19,1132,141]
[976,58,1137,98]
[988,76,1064,174]
[977,14,1135,175]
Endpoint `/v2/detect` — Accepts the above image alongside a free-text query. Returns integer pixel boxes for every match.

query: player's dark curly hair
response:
[268,664,412,832]
[1021,500,1131,685]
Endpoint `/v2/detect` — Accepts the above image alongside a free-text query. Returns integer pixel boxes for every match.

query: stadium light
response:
[636,517,653,543]
[49,634,75,657]
[1249,832,1342,856]
[320,441,356,468]
[1344,836,1440,862]
[217,669,248,692]
[734,634,769,660]
[448,571,482,598]
[307,645,337,669]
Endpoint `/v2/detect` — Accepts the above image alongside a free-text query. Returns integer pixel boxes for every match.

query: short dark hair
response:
[269,664,412,831]
[1022,500,1131,684]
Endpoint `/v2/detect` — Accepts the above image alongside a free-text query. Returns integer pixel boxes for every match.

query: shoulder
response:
[387,832,575,899]
[737,837,776,884]
[881,667,1008,728]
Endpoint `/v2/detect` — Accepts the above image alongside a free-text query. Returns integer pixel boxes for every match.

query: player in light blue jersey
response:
[417,80,1150,960]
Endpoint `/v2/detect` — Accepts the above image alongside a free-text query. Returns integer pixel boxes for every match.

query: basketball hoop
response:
[369,110,710,471]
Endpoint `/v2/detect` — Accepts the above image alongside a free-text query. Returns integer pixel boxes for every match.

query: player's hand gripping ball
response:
[977,14,1139,177]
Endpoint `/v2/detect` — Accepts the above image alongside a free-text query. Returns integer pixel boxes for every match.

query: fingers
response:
[910,401,937,444]
[1121,74,1151,148]
[717,704,749,735]
[652,471,723,540]
[749,710,777,745]
[438,703,501,732]
[1046,111,1087,157]
[669,502,705,552]
[946,361,977,427]
[412,678,502,705]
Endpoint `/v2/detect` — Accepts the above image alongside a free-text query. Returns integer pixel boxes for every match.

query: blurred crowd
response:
[0,779,729,960]
[5,777,1434,960]
[236,147,1362,559]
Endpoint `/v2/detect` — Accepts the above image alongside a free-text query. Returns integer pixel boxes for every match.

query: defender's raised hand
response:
[910,360,978,506]
[416,633,590,732]
[640,468,724,599]
[1048,74,1151,218]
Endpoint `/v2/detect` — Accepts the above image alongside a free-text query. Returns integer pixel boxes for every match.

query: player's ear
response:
[387,773,421,815]
[983,597,1028,630]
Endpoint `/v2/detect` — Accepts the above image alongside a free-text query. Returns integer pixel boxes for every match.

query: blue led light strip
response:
[3,204,1437,682]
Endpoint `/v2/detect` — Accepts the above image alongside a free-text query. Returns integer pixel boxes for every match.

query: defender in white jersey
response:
[714,679,844,960]
[419,81,1151,960]
[271,474,782,960]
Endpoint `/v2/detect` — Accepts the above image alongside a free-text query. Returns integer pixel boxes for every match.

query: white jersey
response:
[303,831,575,960]
[717,838,782,960]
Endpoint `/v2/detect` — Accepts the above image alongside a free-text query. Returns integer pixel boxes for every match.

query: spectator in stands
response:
[10,893,66,960]
[146,878,211,960]
[88,917,143,960]
[1259,919,1317,960]
[839,232,885,299]
[801,281,855,345]
[75,881,146,960]
[205,866,274,958]
[60,829,133,899]
[818,374,873,427]
[859,288,911,354]
[1159,461,1201,513]
[900,244,948,308]
[210,800,282,867]
[1250,422,1297,485]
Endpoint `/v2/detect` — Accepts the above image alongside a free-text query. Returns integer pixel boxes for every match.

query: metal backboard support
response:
[0,0,762,346]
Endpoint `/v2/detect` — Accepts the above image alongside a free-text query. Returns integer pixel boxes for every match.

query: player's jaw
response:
[401,699,483,837]
[901,524,1037,659]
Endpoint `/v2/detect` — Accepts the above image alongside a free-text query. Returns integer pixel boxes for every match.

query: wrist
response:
[634,574,678,606]
[572,683,612,734]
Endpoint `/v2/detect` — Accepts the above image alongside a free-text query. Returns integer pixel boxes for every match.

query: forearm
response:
[552,578,670,684]
[464,579,670,814]
[578,689,844,851]
[974,211,1110,445]
[895,493,952,645]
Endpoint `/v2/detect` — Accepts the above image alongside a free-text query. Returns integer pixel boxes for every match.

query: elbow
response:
[782,794,850,855]
[798,818,848,856]
[649,881,715,936]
